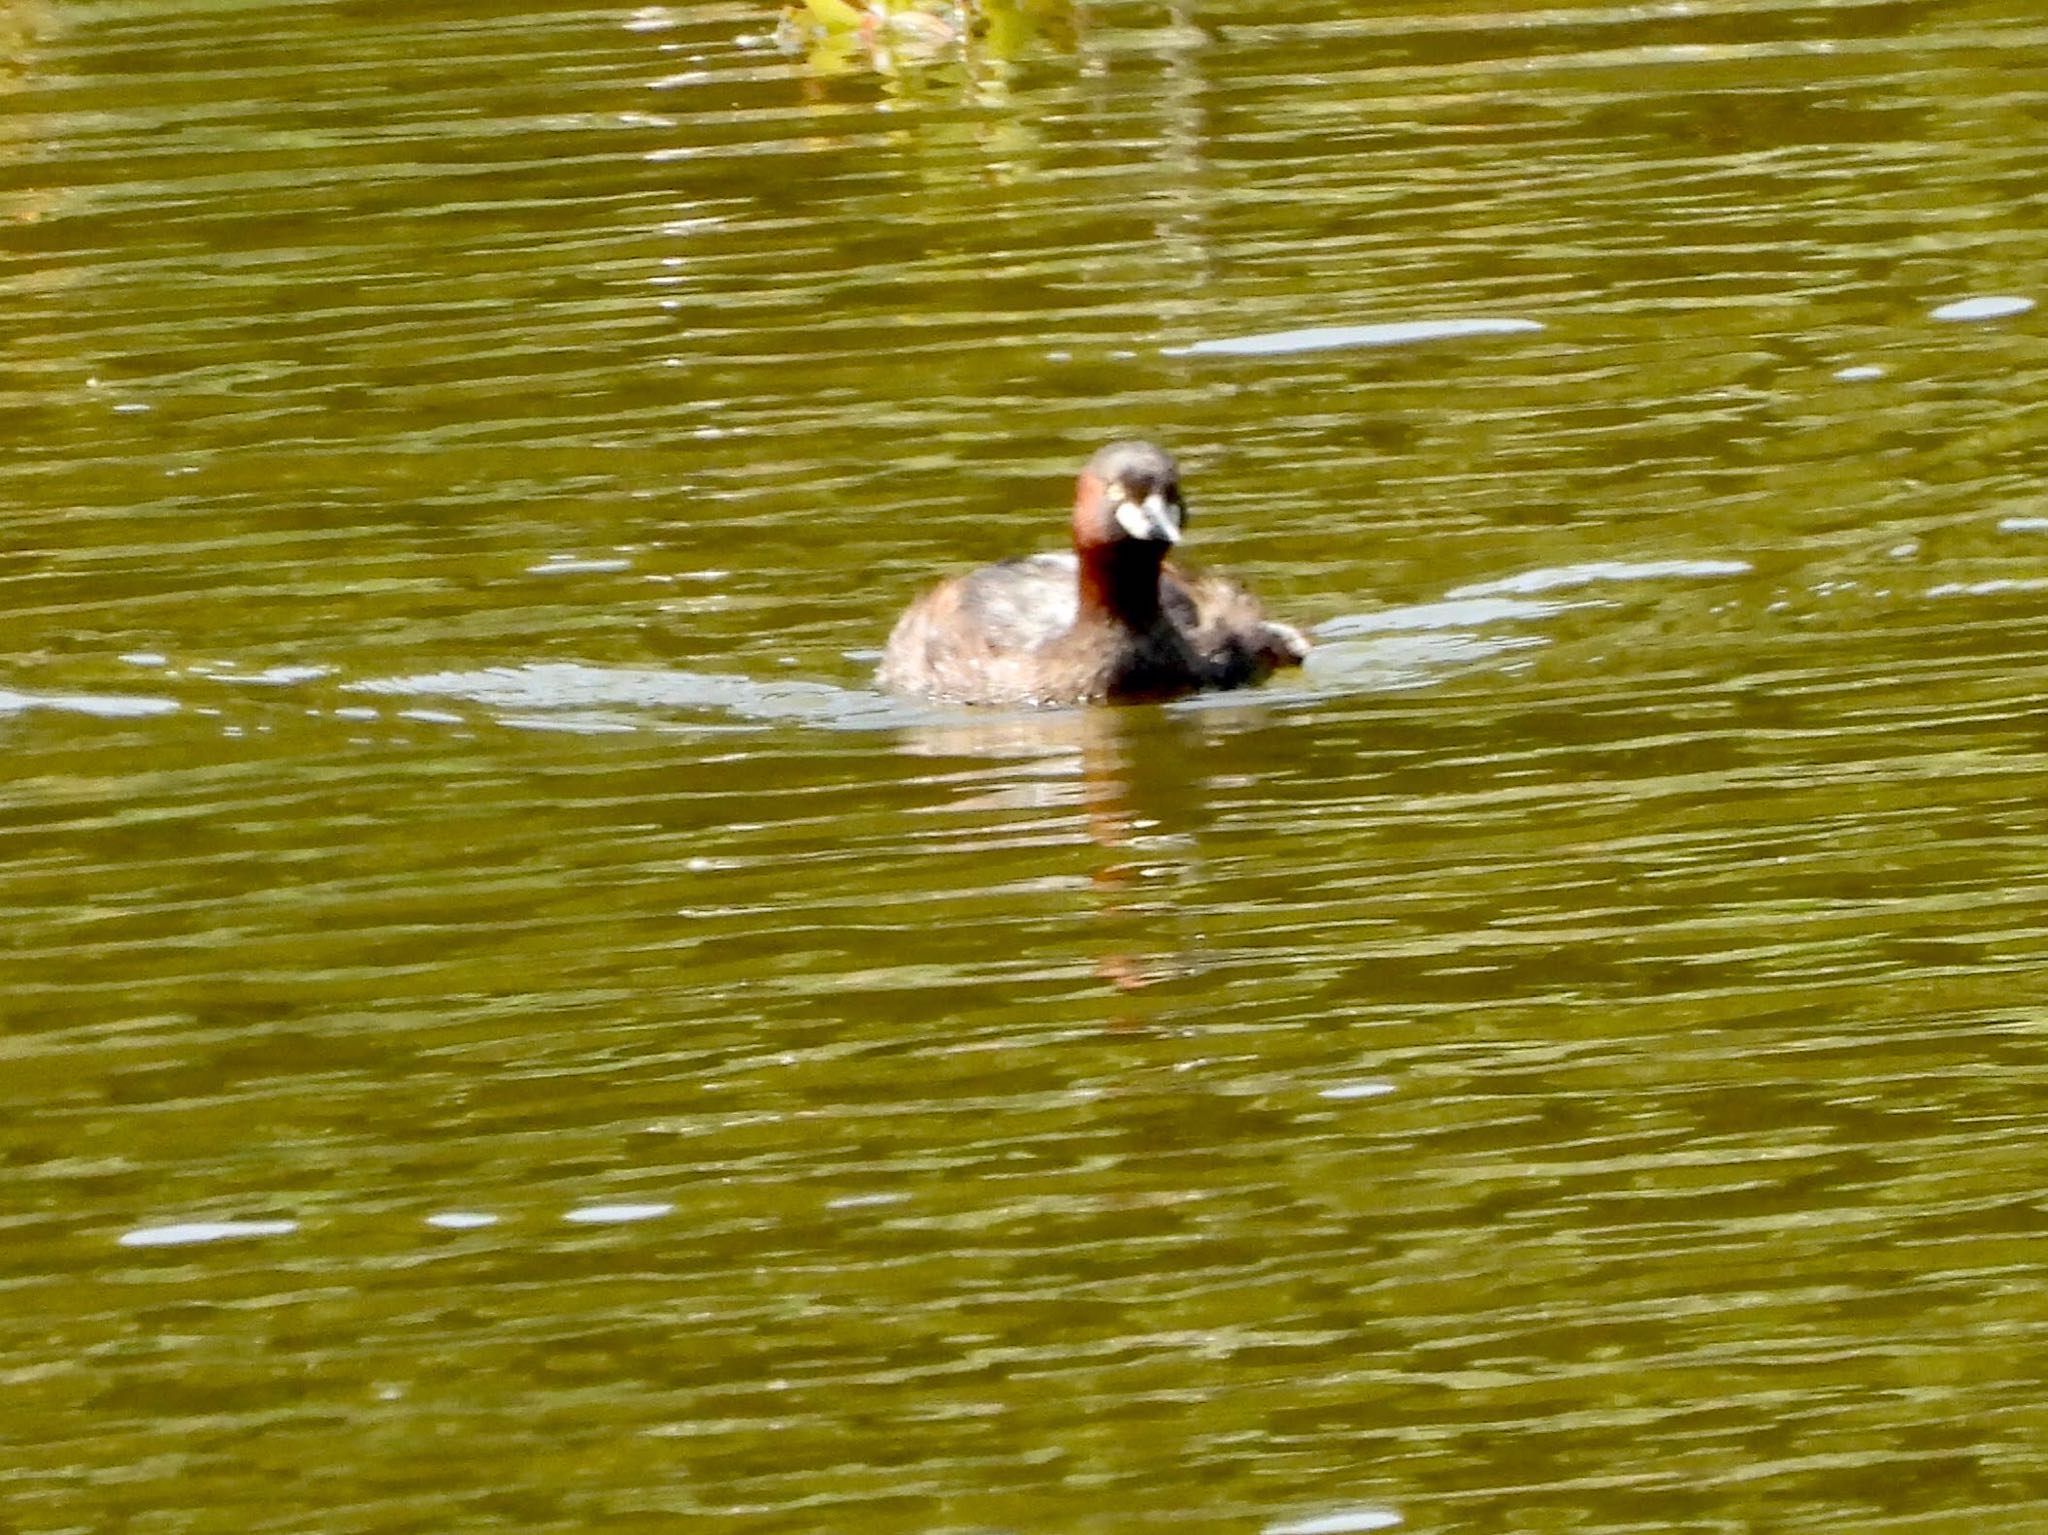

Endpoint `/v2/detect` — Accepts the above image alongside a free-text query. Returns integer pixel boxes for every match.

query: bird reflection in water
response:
[892,701,1226,1007]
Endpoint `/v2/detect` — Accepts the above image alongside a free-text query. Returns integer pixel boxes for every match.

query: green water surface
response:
[2,0,2045,1531]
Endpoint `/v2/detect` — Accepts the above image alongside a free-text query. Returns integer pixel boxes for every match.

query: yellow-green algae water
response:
[2,1,2045,1530]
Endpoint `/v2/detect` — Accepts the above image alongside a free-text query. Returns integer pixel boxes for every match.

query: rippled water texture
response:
[3,0,2046,1530]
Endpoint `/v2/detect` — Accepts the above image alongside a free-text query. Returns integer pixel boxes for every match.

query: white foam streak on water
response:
[354,662,910,730]
[1448,559,1754,599]
[1165,316,1544,357]
[1929,295,2035,321]
[1265,1509,1404,1535]
[118,1220,300,1248]
[1300,630,1548,686]
[1926,577,2048,598]
[425,1212,501,1230]
[562,1203,675,1225]
[0,688,180,719]
[1315,596,1573,636]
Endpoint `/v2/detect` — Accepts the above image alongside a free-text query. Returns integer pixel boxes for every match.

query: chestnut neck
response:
[1070,469,1171,629]
[1074,535,1167,629]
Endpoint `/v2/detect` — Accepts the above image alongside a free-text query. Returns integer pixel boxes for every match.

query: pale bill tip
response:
[1114,496,1180,544]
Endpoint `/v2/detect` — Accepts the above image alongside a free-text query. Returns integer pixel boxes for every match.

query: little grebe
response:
[877,441,1309,706]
